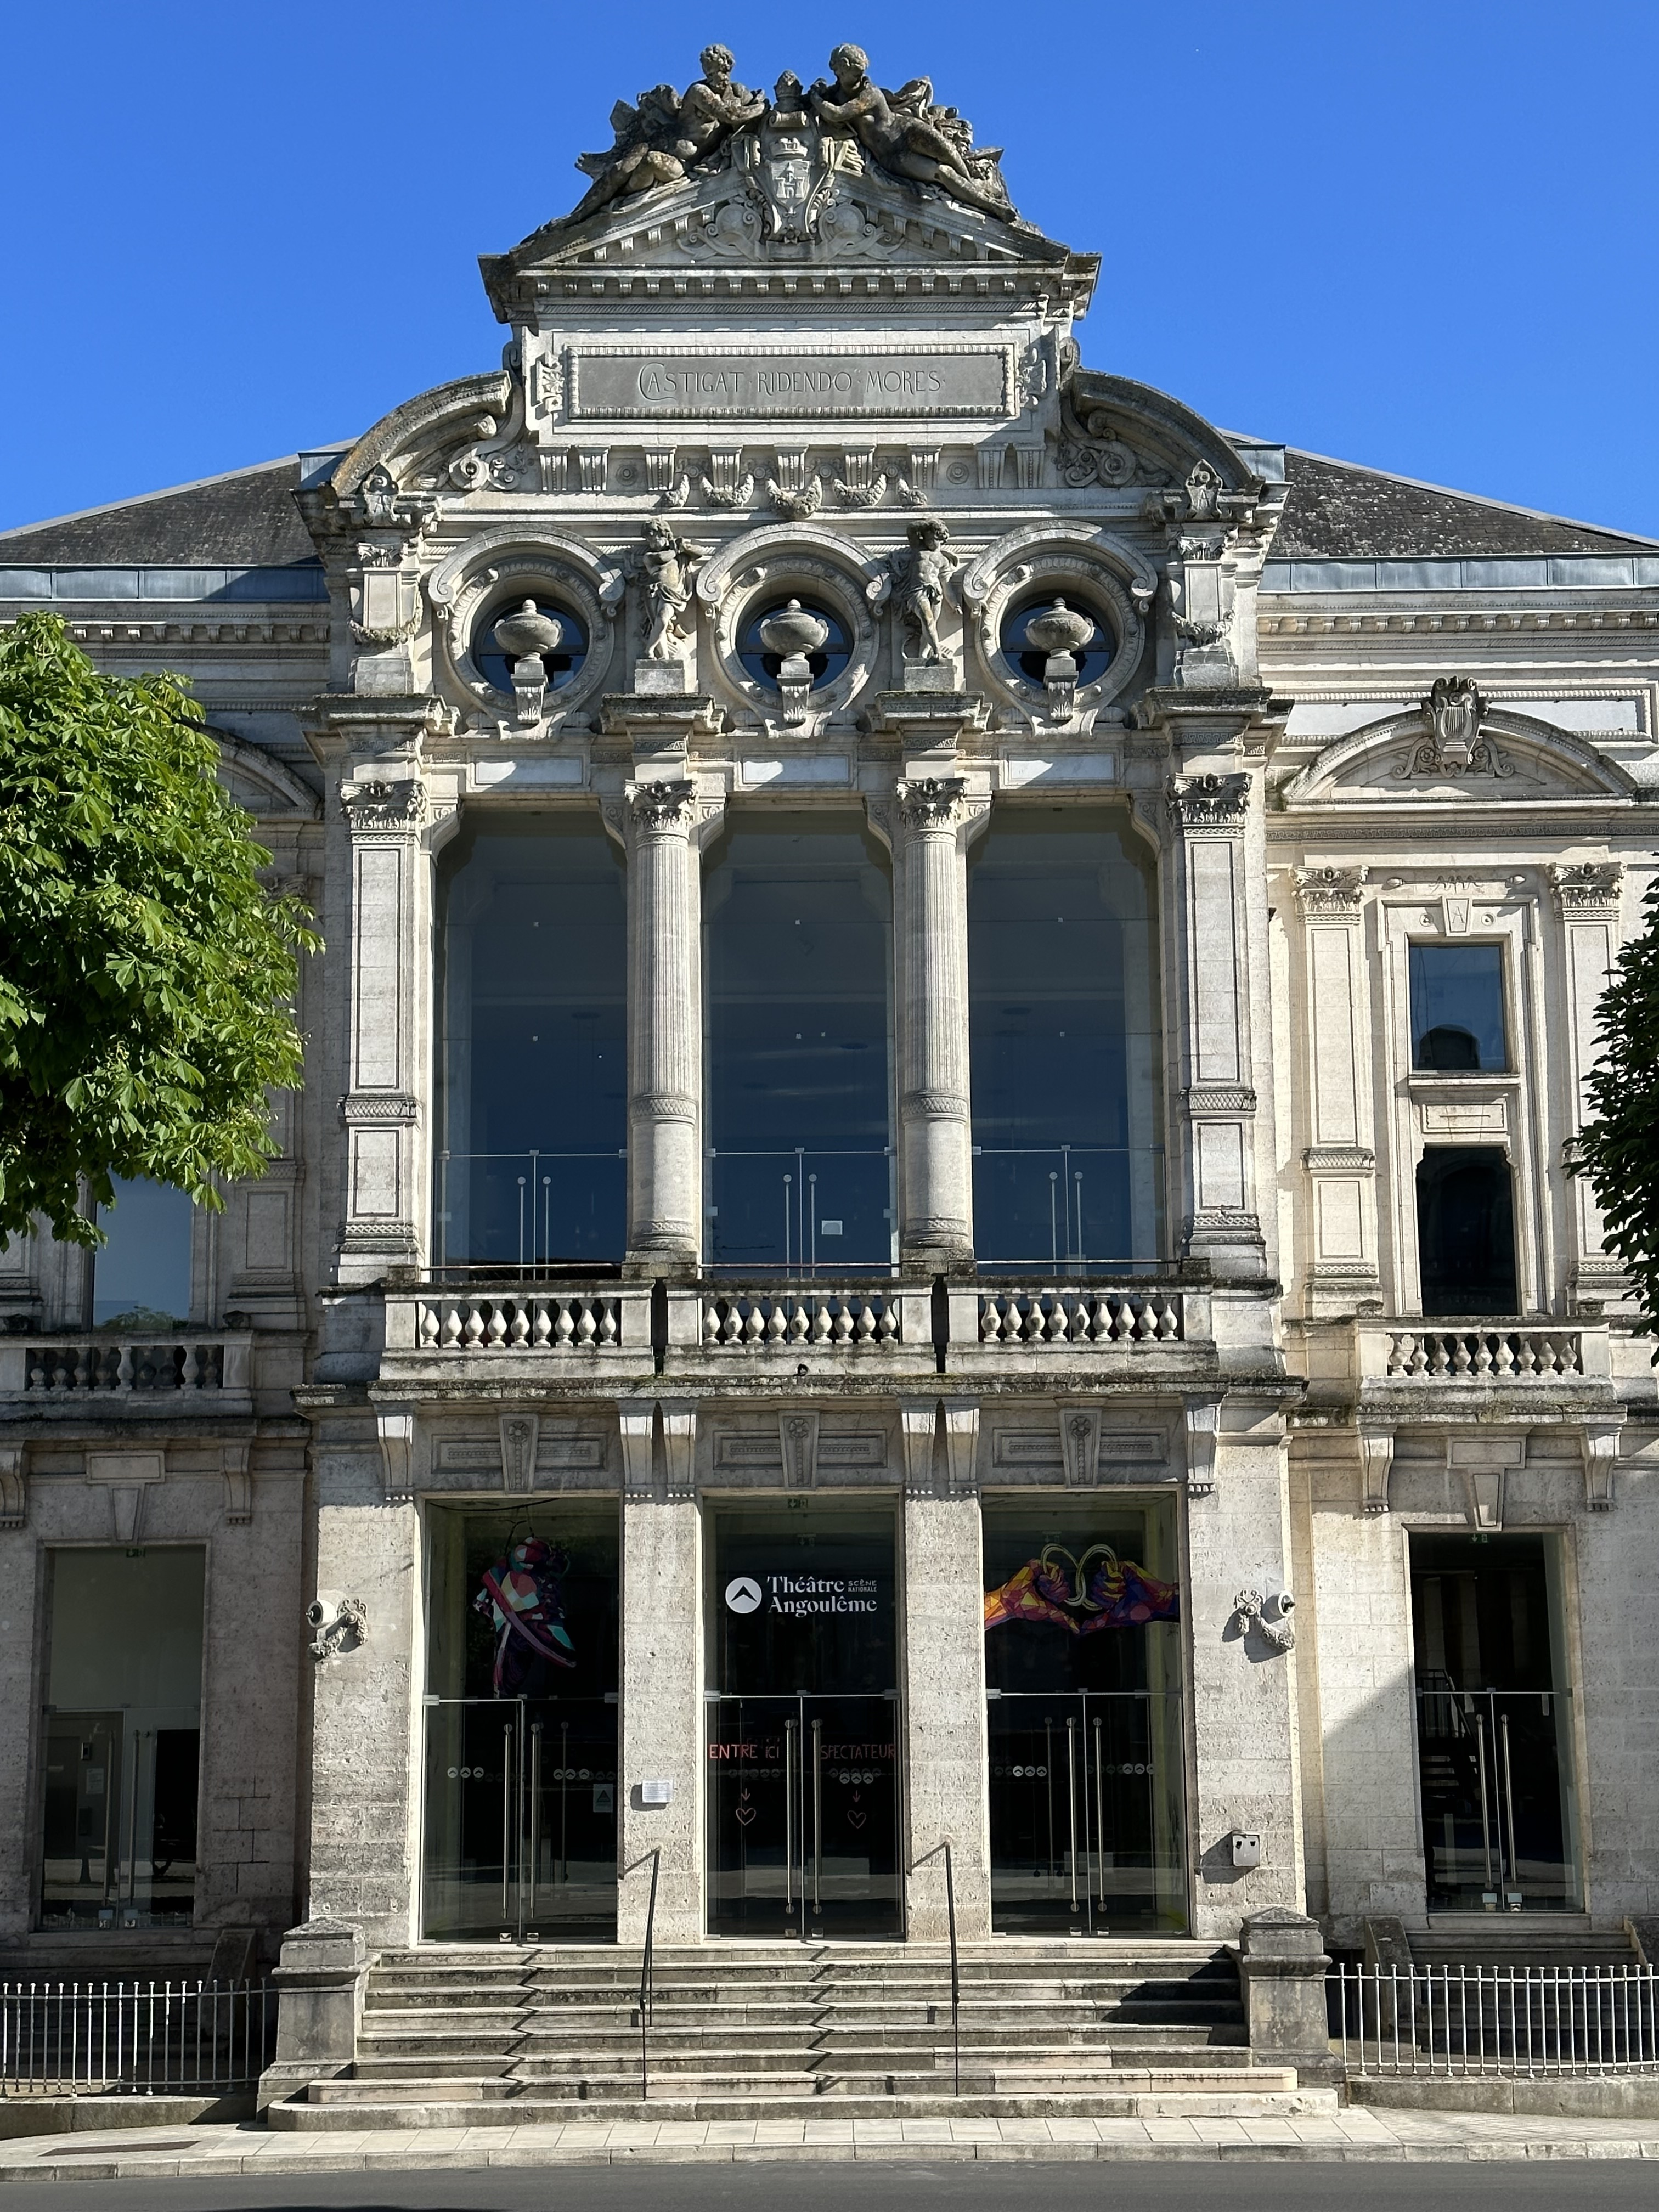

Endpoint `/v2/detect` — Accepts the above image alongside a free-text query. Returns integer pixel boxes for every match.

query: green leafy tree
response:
[1576,876,1659,1348]
[0,612,319,1250]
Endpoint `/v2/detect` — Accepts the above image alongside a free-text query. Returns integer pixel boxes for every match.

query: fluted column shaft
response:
[897,777,975,1273]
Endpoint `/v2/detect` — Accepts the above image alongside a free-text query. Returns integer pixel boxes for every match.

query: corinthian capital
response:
[896,776,968,831]
[629,778,698,832]
[1166,771,1250,836]
[340,777,427,835]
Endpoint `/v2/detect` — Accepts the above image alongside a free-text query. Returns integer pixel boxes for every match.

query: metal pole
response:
[560,1721,569,1883]
[1092,1713,1107,1926]
[944,1841,960,2097]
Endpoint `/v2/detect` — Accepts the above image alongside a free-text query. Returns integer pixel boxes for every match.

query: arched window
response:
[968,808,1163,1273]
[703,811,894,1272]
[436,812,627,1269]
[1417,1146,1517,1316]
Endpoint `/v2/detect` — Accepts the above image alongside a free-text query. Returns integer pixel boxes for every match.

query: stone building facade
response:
[1,47,1656,1979]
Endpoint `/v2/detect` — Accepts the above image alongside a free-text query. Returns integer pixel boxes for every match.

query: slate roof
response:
[0,456,323,568]
[1274,449,1658,560]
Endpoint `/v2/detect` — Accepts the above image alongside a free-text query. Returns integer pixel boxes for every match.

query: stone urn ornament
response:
[757,598,831,725]
[1023,596,1094,719]
[492,599,564,680]
[491,599,564,729]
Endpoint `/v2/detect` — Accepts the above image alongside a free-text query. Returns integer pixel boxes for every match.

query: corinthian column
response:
[625,778,705,1276]
[896,777,977,1273]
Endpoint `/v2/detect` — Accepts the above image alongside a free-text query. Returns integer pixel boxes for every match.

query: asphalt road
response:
[3,2164,1658,2212]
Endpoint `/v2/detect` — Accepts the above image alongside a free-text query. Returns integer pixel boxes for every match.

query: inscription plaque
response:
[570,347,1013,422]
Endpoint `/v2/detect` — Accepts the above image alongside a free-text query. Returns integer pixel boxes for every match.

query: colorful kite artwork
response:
[984,1543,1180,1634]
[473,1536,577,1694]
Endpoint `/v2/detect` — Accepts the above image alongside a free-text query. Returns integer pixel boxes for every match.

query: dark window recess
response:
[1409,944,1507,1071]
[1417,1146,1517,1316]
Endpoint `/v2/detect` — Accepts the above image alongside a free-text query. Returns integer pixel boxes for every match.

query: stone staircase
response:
[269,1940,1334,2129]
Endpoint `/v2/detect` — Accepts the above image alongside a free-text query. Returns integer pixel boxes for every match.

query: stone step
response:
[272,2075,1326,2131]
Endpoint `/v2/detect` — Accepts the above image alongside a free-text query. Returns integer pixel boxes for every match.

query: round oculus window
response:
[737,597,853,691]
[472,595,588,696]
[999,593,1115,690]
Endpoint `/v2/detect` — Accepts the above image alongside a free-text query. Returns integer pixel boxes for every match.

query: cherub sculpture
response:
[562,46,764,226]
[889,520,957,664]
[640,518,699,661]
[808,46,1012,218]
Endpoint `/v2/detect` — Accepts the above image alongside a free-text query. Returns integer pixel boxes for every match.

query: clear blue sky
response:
[3,0,1655,540]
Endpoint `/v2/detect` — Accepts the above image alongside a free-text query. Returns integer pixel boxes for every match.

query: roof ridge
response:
[0,447,350,551]
[1282,444,1659,553]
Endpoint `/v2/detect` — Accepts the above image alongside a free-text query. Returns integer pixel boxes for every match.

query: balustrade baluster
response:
[787,1304,809,1344]
[554,1302,576,1350]
[532,1303,554,1349]
[765,1301,787,1344]
[462,1305,485,1350]
[418,1305,439,1348]
[597,1302,618,1345]
[507,1305,530,1350]
[575,1302,597,1347]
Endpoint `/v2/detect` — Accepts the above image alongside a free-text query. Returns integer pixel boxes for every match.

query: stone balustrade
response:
[1382,1326,1584,1379]
[976,1285,1184,1346]
[2,1332,251,1400]
[414,1292,624,1352]
[699,1287,902,1349]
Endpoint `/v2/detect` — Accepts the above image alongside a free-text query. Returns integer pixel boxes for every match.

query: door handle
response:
[811,1717,823,1917]
[1499,1710,1519,1906]
[1066,1717,1079,1910]
[1092,1715,1107,1914]
[1475,1713,1494,1893]
[501,1722,514,1927]
[785,1719,797,1918]
[528,1723,542,1925]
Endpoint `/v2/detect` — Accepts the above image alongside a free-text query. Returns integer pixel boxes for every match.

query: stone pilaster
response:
[900,1403,990,1939]
[894,776,979,1274]
[1550,862,1626,1307]
[617,1485,704,1945]
[1184,1410,1307,1937]
[1292,866,1379,1316]
[1136,691,1282,1281]
[335,747,432,1285]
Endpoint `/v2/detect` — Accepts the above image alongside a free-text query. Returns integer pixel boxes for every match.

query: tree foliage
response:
[0,612,319,1249]
[1576,876,1659,1348]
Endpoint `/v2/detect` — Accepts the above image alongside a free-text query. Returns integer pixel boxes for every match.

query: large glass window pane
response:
[703,811,894,1271]
[93,1178,194,1327]
[1409,943,1507,1071]
[968,808,1163,1273]
[436,813,627,1269]
[38,1548,205,1928]
[1417,1144,1517,1315]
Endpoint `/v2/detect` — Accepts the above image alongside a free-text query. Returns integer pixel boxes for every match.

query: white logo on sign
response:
[725,1576,763,1615]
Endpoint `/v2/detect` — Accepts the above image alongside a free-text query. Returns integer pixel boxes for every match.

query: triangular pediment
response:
[481,64,1095,318]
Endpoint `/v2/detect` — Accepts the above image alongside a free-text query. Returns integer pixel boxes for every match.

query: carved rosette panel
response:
[426,528,624,728]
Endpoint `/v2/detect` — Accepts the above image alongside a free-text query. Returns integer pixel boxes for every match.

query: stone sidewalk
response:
[6,2107,1659,2179]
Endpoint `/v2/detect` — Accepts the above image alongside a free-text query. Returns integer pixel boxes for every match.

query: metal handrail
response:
[625,1847,661,2100]
[910,1840,960,2095]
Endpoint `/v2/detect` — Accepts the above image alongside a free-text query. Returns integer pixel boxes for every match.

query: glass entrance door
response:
[707,1500,901,1940]
[981,1499,1187,1934]
[986,1689,1184,1933]
[707,1692,900,1938]
[1411,1531,1580,1912]
[422,1695,618,1941]
[422,1504,620,1942]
